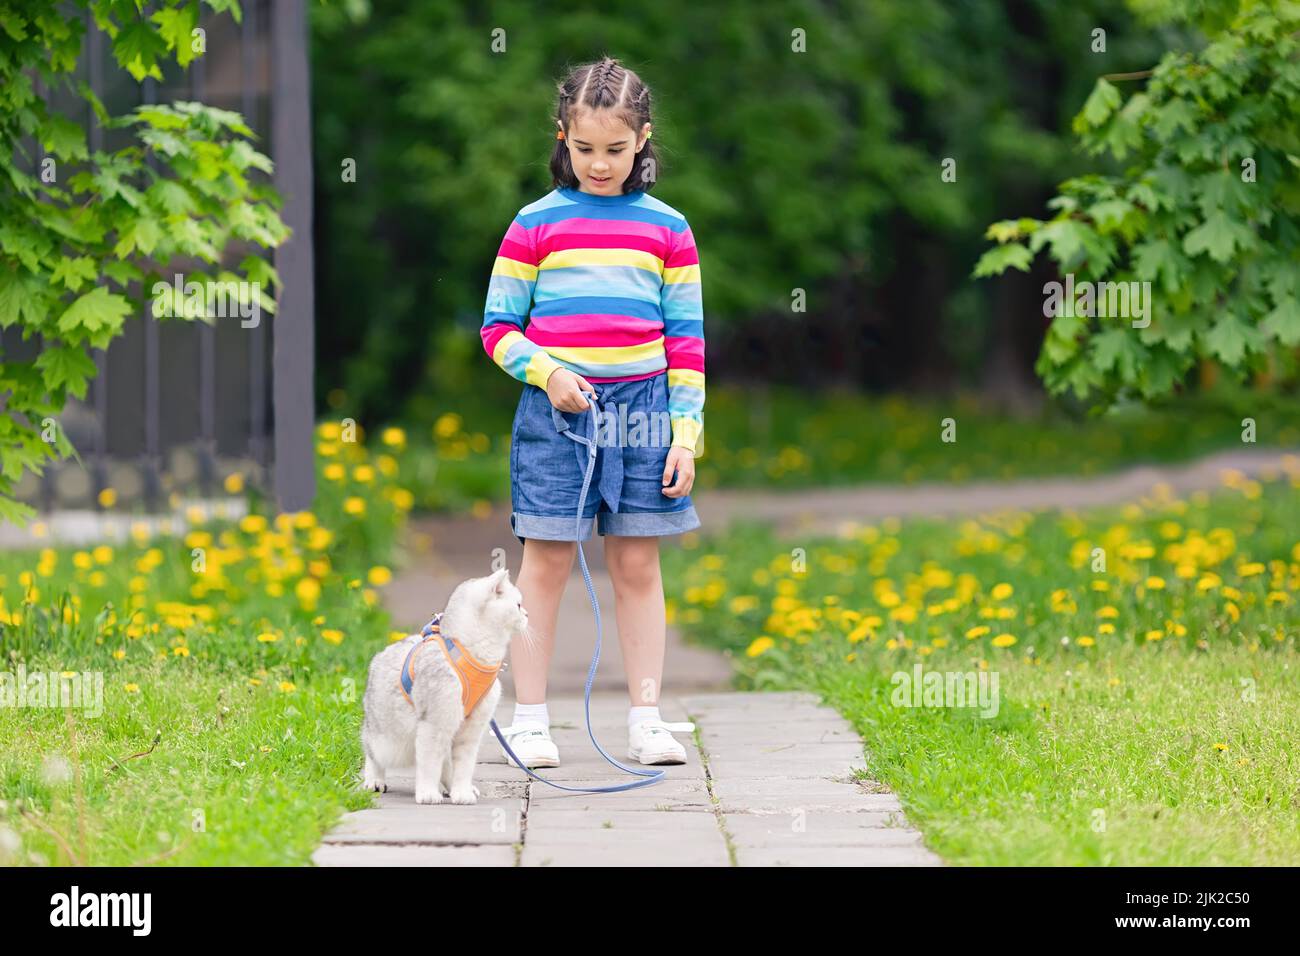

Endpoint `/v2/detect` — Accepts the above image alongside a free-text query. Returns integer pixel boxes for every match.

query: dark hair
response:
[549,56,659,194]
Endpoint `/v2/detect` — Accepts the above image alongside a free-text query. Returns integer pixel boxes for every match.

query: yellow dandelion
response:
[239,514,268,534]
[367,566,393,586]
[224,473,245,494]
[344,497,366,516]
[991,582,1014,600]
[746,636,776,657]
[257,631,279,643]
[434,412,463,439]
[124,683,140,693]
[278,681,296,693]
[991,633,1017,647]
[321,629,344,646]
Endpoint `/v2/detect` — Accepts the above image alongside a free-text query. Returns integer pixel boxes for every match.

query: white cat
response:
[360,567,530,805]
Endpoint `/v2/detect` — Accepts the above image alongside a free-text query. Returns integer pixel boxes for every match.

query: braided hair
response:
[550,56,659,194]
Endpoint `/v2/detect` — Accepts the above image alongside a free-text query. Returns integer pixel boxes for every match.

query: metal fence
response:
[5,0,315,515]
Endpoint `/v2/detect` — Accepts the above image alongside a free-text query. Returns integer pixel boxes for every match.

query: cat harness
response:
[397,612,501,718]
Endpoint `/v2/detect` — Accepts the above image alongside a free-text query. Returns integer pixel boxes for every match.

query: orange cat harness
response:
[397,612,501,718]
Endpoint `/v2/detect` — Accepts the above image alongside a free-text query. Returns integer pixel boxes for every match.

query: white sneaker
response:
[628,718,695,765]
[496,722,560,768]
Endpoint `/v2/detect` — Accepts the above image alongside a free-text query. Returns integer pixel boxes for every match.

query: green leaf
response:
[103,260,145,288]
[148,179,195,215]
[112,19,168,82]
[51,256,98,292]
[1088,199,1135,232]
[1182,211,1253,263]
[0,268,47,328]
[40,114,89,161]
[1090,327,1144,384]
[57,286,132,337]
[35,345,97,397]
[1204,313,1261,365]
[1075,78,1122,131]
[1131,238,1187,292]
[1030,220,1093,267]
[972,243,1033,278]
[1261,296,1300,346]
[113,216,162,258]
[151,3,201,67]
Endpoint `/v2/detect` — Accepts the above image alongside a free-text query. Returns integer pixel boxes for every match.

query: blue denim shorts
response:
[509,371,701,543]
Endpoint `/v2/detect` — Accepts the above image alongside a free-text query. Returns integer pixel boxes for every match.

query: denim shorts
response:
[509,371,701,543]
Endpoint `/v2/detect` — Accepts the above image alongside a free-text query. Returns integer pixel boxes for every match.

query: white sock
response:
[513,702,549,728]
[628,705,661,728]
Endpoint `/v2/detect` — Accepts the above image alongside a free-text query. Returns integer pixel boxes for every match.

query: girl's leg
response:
[603,535,666,707]
[512,538,577,704]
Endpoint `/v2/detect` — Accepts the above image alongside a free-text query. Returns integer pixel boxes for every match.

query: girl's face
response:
[563,110,651,195]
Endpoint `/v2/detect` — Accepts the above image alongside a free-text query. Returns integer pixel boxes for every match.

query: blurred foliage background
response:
[309,0,1202,429]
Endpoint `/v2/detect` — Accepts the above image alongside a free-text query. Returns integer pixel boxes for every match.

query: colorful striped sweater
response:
[481,185,705,455]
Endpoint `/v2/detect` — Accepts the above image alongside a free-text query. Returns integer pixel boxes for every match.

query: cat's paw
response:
[449,785,478,805]
[362,777,386,793]
[414,786,444,805]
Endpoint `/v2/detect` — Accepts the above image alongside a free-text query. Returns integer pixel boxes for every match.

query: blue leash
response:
[485,387,672,792]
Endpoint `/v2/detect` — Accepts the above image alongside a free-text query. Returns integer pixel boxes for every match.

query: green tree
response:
[975,0,1300,409]
[0,0,287,523]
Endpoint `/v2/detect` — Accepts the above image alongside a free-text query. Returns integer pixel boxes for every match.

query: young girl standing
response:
[479,56,705,768]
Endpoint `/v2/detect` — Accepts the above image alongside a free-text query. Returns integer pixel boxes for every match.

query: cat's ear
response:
[490,567,510,594]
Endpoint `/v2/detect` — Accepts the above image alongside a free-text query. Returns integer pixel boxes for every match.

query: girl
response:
[479,56,706,768]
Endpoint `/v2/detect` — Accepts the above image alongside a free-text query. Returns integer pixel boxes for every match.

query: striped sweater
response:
[480,185,705,454]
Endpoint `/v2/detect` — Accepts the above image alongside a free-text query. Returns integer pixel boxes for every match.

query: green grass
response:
[0,424,411,866]
[662,465,1300,865]
[1,659,369,866]
[809,646,1299,865]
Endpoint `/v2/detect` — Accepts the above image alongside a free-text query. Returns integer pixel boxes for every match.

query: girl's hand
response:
[546,367,596,413]
[662,445,696,498]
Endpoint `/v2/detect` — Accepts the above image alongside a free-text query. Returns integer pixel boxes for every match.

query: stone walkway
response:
[312,690,940,867]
